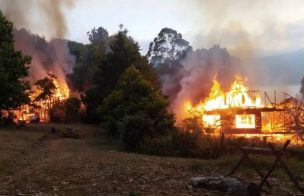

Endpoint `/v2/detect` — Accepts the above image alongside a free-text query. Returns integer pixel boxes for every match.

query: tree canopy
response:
[94,29,157,96]
[82,27,158,123]
[300,76,304,99]
[97,66,175,151]
[147,27,192,68]
[34,74,57,103]
[146,28,192,100]
[67,27,110,92]
[0,11,31,110]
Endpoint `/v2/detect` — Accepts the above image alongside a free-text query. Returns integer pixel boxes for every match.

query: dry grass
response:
[0,123,303,195]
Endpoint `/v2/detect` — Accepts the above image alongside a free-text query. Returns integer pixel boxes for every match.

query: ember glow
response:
[52,78,70,100]
[235,114,255,129]
[186,77,262,129]
[17,77,70,123]
[199,77,261,111]
[184,76,303,144]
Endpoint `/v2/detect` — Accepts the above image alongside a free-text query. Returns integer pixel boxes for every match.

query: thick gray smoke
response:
[0,0,75,91]
[13,29,75,84]
[0,0,74,39]
[163,45,242,120]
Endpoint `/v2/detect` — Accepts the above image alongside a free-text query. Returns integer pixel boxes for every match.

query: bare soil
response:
[0,123,302,195]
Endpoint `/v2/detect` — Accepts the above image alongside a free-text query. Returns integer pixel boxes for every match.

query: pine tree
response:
[0,11,31,111]
[97,66,175,151]
[83,28,158,123]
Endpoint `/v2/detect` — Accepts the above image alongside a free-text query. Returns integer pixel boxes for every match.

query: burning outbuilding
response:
[185,76,303,143]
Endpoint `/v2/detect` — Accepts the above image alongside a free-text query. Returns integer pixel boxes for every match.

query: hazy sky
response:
[2,0,304,55]
[64,0,304,55]
[1,0,303,95]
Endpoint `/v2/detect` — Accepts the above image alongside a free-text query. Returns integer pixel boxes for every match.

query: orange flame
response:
[16,77,70,123]
[185,76,262,128]
[53,78,69,100]
[183,76,303,145]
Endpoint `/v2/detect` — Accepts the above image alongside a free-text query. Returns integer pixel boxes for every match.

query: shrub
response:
[97,66,175,154]
[118,113,153,151]
[49,101,65,122]
[171,117,259,158]
[49,97,81,123]
[64,97,81,122]
[140,134,174,156]
[172,117,205,157]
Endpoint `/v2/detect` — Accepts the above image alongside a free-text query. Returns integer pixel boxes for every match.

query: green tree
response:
[34,74,57,106]
[64,97,81,122]
[49,97,81,123]
[67,41,90,91]
[300,76,304,99]
[147,27,192,68]
[87,26,109,45]
[97,66,175,152]
[146,28,192,100]
[67,27,109,92]
[94,29,157,97]
[83,28,158,123]
[0,11,31,111]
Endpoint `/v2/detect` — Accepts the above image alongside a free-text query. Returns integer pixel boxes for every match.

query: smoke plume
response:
[163,0,304,120]
[13,29,75,84]
[165,45,242,120]
[0,0,74,39]
[0,0,75,94]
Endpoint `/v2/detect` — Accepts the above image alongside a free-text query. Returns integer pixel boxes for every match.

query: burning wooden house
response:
[9,75,70,123]
[185,77,302,142]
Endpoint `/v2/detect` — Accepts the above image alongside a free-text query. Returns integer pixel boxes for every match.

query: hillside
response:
[0,124,303,195]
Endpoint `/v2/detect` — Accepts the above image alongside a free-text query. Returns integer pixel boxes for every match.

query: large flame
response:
[185,77,262,129]
[188,77,262,112]
[17,77,70,122]
[183,76,304,144]
[53,78,70,100]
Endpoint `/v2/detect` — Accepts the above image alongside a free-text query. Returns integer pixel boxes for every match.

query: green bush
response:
[140,134,174,156]
[118,113,153,151]
[97,66,175,154]
[64,97,81,122]
[172,117,205,157]
[49,101,65,122]
[49,97,81,123]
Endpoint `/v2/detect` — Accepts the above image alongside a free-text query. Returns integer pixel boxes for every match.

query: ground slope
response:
[0,124,302,195]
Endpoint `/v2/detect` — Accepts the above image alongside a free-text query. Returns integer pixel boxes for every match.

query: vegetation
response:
[1,4,304,195]
[301,76,304,99]
[64,97,81,122]
[0,11,31,113]
[146,27,192,100]
[69,26,158,123]
[97,66,175,152]
[147,27,192,68]
[34,74,57,103]
[67,26,110,92]
[2,6,304,175]
[49,97,81,123]
[0,124,303,195]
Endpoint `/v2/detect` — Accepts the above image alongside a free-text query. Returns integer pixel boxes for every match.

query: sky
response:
[1,0,304,96]
[2,0,304,55]
[62,0,304,55]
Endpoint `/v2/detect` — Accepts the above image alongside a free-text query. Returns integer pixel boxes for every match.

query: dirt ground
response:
[0,123,303,195]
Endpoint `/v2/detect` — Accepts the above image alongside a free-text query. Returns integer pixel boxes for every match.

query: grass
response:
[126,191,142,196]
[0,123,303,195]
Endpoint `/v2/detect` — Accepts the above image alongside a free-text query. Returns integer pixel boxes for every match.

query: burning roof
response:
[184,76,290,136]
[185,76,262,116]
